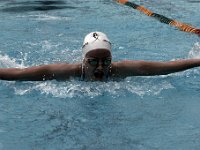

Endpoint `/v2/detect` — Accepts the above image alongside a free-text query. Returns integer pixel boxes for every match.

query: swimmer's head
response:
[81,32,112,81]
[82,31,111,58]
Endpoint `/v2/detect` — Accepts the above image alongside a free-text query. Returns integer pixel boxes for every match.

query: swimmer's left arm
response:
[112,59,200,77]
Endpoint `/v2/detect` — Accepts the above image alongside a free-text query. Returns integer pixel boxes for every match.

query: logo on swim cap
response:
[82,32,111,57]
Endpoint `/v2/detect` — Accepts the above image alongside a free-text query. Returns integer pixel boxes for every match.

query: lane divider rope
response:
[116,0,200,36]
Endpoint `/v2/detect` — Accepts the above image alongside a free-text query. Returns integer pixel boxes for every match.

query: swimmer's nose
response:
[96,60,104,70]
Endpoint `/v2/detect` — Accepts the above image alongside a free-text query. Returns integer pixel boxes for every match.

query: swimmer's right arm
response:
[0,63,81,81]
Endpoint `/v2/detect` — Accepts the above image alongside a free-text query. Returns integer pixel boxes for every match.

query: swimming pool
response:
[0,0,200,149]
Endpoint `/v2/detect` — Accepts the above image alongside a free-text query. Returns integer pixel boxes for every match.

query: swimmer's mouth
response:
[94,71,104,80]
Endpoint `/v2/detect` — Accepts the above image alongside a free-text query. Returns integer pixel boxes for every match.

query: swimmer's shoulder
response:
[61,63,82,75]
[111,61,124,78]
[46,63,82,79]
[47,63,81,70]
[111,60,139,78]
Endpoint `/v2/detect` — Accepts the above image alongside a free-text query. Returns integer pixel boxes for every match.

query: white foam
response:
[11,77,174,98]
[188,42,200,58]
[36,15,70,21]
[17,14,71,21]
[0,54,25,68]
[25,40,61,51]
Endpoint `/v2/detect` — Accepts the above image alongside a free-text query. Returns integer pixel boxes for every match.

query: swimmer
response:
[0,31,200,81]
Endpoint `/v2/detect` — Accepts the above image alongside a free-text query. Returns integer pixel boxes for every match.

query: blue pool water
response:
[0,0,200,149]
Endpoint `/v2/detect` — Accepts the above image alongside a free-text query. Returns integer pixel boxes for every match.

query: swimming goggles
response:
[86,58,111,66]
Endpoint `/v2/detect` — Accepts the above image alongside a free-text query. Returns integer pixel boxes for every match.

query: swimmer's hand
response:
[195,29,200,37]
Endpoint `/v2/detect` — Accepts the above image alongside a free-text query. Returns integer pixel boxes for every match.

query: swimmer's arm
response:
[112,59,200,77]
[0,63,81,81]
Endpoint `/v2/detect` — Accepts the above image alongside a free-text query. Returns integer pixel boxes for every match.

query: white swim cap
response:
[82,31,111,57]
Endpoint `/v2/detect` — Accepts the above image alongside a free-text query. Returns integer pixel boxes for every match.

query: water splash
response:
[188,42,200,58]
[12,77,174,98]
[0,54,25,68]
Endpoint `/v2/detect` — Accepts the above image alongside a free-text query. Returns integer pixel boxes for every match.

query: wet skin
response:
[83,49,112,81]
[1,49,200,81]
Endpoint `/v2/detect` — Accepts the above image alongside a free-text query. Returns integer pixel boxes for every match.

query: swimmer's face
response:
[83,49,112,81]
